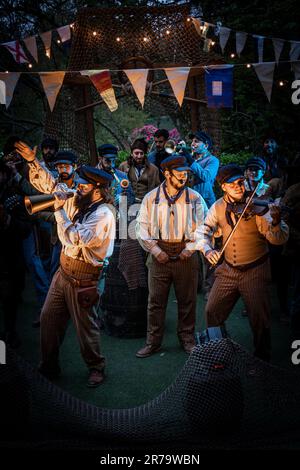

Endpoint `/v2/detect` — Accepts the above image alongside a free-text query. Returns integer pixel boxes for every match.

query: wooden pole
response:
[83,85,98,166]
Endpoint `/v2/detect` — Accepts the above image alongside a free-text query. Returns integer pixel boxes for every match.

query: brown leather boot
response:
[136,344,161,358]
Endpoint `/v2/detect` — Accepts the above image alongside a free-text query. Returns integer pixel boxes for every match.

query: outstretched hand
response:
[14,141,37,162]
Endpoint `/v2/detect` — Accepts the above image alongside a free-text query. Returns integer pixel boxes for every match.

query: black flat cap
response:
[189,130,213,150]
[216,164,245,185]
[160,154,190,172]
[97,144,118,159]
[245,156,267,171]
[76,165,114,186]
[53,150,78,166]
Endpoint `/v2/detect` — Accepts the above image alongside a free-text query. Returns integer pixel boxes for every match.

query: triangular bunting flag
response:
[272,38,285,64]
[39,72,65,111]
[219,27,231,53]
[0,80,6,105]
[0,72,20,108]
[290,41,300,61]
[253,63,275,102]
[24,36,38,63]
[88,71,118,112]
[2,40,28,64]
[292,63,300,80]
[253,35,265,62]
[164,67,190,107]
[40,31,52,58]
[236,32,247,57]
[124,69,148,107]
[57,25,71,43]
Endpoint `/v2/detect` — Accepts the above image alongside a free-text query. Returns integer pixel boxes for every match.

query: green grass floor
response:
[3,275,299,409]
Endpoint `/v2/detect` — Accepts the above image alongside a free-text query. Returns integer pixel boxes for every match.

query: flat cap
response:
[76,165,114,186]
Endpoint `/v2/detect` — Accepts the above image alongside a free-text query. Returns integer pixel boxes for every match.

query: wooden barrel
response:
[100,237,148,338]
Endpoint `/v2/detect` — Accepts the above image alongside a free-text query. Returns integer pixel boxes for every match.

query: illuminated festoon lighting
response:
[46,51,50,58]
[28,63,33,68]
[247,63,251,68]
[143,37,148,42]
[230,53,236,58]
[70,23,74,29]
[93,31,97,36]
[57,39,61,44]
[187,17,191,22]
[279,81,284,86]
[166,30,170,35]
[116,37,121,42]
[211,41,216,46]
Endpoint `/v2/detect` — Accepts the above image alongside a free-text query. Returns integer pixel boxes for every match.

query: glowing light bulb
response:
[166,30,170,35]
[70,23,74,29]
[57,39,61,44]
[93,31,97,36]
[28,63,33,68]
[116,37,121,42]
[247,64,251,68]
[279,81,284,86]
[187,18,191,22]
[211,41,215,46]
[46,51,50,58]
[230,53,236,58]
[143,37,148,42]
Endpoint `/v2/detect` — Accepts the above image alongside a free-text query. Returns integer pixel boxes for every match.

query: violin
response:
[227,197,292,219]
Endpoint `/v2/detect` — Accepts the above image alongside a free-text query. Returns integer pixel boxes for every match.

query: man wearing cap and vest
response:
[185,130,219,209]
[97,143,134,205]
[15,141,116,387]
[136,154,208,358]
[195,164,289,361]
[244,156,273,199]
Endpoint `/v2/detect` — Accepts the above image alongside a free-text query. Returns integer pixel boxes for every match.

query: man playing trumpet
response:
[15,141,116,387]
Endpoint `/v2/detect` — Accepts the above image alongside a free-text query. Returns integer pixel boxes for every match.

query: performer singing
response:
[196,164,289,361]
[136,154,208,357]
[15,141,116,387]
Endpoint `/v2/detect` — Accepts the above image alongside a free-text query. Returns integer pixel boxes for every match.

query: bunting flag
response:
[290,41,300,61]
[0,80,6,105]
[253,63,275,102]
[124,69,148,108]
[205,65,233,108]
[219,27,231,53]
[254,35,265,63]
[24,36,38,63]
[236,32,247,57]
[88,70,118,112]
[0,72,20,108]
[39,72,65,111]
[164,67,190,107]
[57,25,71,43]
[272,38,285,64]
[2,40,28,64]
[40,31,52,58]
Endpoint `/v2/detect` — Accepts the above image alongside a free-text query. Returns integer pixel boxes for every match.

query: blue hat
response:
[160,154,190,172]
[97,144,118,159]
[216,164,244,185]
[245,156,267,172]
[53,150,78,166]
[189,130,213,150]
[76,165,114,186]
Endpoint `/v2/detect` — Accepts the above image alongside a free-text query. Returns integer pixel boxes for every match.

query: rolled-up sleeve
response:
[28,159,57,194]
[256,212,289,245]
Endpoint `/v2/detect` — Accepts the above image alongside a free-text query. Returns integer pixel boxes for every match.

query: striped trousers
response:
[40,258,105,374]
[146,253,199,346]
[205,259,272,361]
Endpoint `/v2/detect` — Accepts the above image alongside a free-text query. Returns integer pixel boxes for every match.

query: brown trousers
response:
[205,259,272,361]
[40,263,105,373]
[146,253,199,346]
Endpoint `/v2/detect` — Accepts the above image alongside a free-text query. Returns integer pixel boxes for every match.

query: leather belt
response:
[59,267,100,288]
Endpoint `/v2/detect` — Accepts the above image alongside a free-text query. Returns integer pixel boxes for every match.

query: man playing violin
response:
[195,164,289,361]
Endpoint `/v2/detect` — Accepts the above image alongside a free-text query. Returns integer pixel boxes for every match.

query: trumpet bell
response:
[24,194,56,215]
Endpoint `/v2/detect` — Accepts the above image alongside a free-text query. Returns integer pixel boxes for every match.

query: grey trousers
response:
[146,253,199,346]
[40,269,105,372]
[205,259,272,361]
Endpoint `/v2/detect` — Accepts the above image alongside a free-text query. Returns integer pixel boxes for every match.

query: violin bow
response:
[212,185,259,266]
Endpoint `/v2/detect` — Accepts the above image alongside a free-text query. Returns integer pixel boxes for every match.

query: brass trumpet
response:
[24,192,74,215]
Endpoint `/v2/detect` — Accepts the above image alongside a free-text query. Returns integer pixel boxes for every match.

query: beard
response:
[59,172,72,181]
[74,190,94,212]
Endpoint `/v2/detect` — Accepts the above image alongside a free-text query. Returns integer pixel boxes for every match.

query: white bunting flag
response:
[124,69,149,108]
[2,40,28,64]
[219,27,231,53]
[24,36,38,63]
[236,32,247,57]
[253,35,265,63]
[290,41,300,61]
[40,31,52,58]
[253,62,275,102]
[0,72,20,108]
[0,80,6,105]
[39,72,65,111]
[272,38,285,64]
[164,67,190,107]
[57,25,71,43]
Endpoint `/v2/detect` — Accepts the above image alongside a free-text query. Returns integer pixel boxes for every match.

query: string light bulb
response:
[116,37,121,42]
[211,41,216,46]
[46,51,50,58]
[143,37,148,42]
[57,39,61,44]
[247,63,251,68]
[28,63,32,68]
[187,18,191,22]
[279,81,284,86]
[70,23,74,29]
[93,31,97,36]
[166,30,170,35]
[230,53,236,58]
